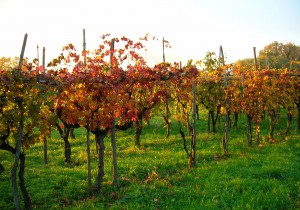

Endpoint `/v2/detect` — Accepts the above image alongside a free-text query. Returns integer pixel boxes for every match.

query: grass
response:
[0,111,299,209]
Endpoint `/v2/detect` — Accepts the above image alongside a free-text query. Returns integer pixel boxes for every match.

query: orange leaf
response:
[114,111,120,118]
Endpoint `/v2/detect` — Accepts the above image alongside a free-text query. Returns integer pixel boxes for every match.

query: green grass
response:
[0,112,299,209]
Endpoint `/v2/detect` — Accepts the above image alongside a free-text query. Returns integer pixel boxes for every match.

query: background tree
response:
[235,41,300,70]
[259,41,300,69]
[234,58,255,72]
[259,41,299,60]
[0,56,19,70]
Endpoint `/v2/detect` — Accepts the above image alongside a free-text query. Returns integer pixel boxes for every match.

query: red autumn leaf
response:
[121,36,128,41]
[36,65,45,73]
[114,111,120,118]
[129,51,135,57]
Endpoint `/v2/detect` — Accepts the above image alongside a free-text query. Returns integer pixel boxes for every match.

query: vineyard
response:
[0,33,299,209]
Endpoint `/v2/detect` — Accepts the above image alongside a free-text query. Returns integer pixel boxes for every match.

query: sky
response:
[0,0,299,67]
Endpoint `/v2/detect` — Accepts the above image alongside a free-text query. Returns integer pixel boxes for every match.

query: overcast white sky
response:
[0,0,299,67]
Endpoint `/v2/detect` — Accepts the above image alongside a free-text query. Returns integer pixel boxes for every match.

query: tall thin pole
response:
[86,129,92,194]
[220,45,228,155]
[110,38,115,63]
[192,81,197,166]
[43,47,48,165]
[83,29,86,53]
[163,37,165,62]
[253,47,260,144]
[83,29,92,195]
[253,47,258,70]
[37,44,39,66]
[219,45,225,66]
[267,53,270,70]
[42,47,45,70]
[181,61,190,135]
[13,33,28,210]
[83,29,86,64]
[17,34,28,70]
[110,38,118,189]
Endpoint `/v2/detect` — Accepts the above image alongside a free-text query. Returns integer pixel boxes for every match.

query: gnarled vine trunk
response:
[210,110,219,133]
[161,94,171,139]
[268,108,277,140]
[86,129,92,195]
[111,118,118,189]
[63,132,71,164]
[70,127,76,139]
[233,112,239,128]
[93,130,108,192]
[163,115,171,139]
[286,111,293,135]
[296,100,300,131]
[178,122,193,168]
[55,123,71,163]
[207,112,211,133]
[12,106,24,210]
[0,141,31,209]
[255,122,261,145]
[196,105,200,120]
[0,163,4,173]
[246,114,252,146]
[19,153,31,209]
[135,113,143,147]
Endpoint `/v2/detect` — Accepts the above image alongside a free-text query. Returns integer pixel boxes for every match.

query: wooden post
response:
[219,45,225,66]
[83,29,92,195]
[110,38,118,189]
[253,47,258,70]
[191,81,197,166]
[253,47,260,144]
[242,72,252,146]
[180,62,191,134]
[43,47,48,165]
[223,76,229,154]
[220,45,228,155]
[42,47,45,70]
[163,37,165,62]
[17,34,28,70]
[37,44,39,66]
[86,127,92,194]
[83,29,87,65]
[83,29,86,55]
[12,33,28,210]
[162,37,170,138]
[110,38,115,64]
[111,117,118,188]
